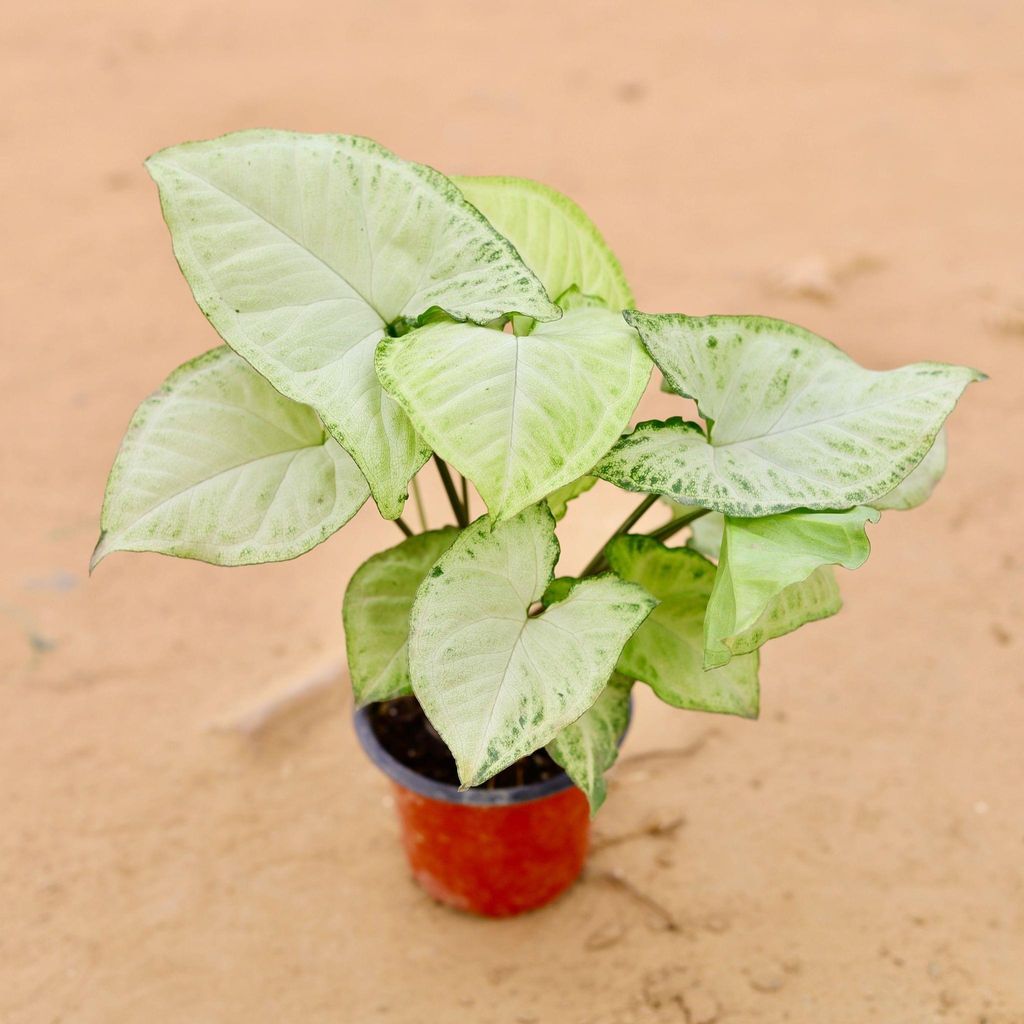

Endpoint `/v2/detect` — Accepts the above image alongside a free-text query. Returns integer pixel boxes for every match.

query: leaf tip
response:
[373,491,408,522]
[88,532,111,574]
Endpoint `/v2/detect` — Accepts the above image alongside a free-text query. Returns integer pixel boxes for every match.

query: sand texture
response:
[2,2,1022,1020]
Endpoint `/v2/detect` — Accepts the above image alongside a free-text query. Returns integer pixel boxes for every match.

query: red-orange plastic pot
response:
[354,706,592,917]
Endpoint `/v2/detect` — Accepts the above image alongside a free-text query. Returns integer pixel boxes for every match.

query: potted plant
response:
[93,129,982,917]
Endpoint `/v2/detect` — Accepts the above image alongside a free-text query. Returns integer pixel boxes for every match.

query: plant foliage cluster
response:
[95,131,981,812]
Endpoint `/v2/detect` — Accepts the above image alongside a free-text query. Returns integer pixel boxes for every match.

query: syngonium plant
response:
[93,130,983,813]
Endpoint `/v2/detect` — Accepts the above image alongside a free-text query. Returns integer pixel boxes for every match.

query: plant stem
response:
[394,516,414,538]
[580,493,659,577]
[581,503,711,578]
[646,507,709,545]
[460,473,470,522]
[434,456,468,527]
[411,476,428,532]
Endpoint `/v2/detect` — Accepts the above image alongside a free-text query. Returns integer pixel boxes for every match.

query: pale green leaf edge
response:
[92,346,369,569]
[872,428,948,510]
[605,535,761,720]
[704,507,881,669]
[547,673,633,815]
[454,174,635,310]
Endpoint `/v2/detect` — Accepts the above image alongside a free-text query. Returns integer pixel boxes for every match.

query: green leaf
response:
[454,175,634,310]
[92,347,369,569]
[546,475,598,521]
[554,285,608,313]
[547,673,632,815]
[705,507,880,668]
[541,576,577,607]
[408,504,656,787]
[146,130,558,519]
[597,313,983,517]
[723,563,843,659]
[377,307,652,521]
[343,528,459,705]
[872,428,947,510]
[605,536,759,718]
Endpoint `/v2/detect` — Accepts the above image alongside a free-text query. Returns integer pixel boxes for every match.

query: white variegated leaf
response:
[408,504,655,787]
[454,175,634,310]
[92,347,368,568]
[343,528,459,705]
[547,673,632,815]
[705,507,879,668]
[377,307,652,521]
[146,130,558,518]
[605,536,760,718]
[872,428,947,510]
[595,313,982,517]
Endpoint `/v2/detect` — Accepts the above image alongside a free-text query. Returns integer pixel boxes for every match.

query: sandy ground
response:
[3,2,1023,1021]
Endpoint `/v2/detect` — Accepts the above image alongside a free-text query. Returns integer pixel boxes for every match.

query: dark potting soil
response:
[370,697,565,789]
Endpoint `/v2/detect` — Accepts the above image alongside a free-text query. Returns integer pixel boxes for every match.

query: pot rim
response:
[354,703,581,807]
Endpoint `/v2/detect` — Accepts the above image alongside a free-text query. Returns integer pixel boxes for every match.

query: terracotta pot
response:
[354,706,591,917]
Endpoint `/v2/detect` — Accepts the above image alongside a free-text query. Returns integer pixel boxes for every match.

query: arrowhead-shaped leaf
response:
[605,536,760,718]
[92,347,369,568]
[408,504,656,787]
[146,130,558,519]
[705,507,880,668]
[343,528,459,705]
[547,673,633,815]
[377,307,652,521]
[595,313,983,517]
[454,175,634,310]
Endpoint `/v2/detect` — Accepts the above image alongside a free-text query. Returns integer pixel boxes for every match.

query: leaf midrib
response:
[167,162,386,323]
[471,610,530,777]
[111,444,323,536]
[711,380,959,450]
